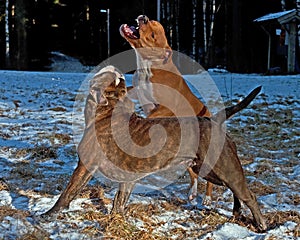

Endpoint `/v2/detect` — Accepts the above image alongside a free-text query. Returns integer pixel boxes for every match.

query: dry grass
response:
[249,181,276,196]
[16,232,50,240]
[10,161,44,181]
[0,206,29,222]
[0,180,9,191]
[0,207,50,239]
[31,145,57,161]
[5,201,299,240]
[8,145,57,161]
[48,106,67,112]
[79,202,231,239]
[266,211,300,228]
[265,211,300,237]
[83,211,164,239]
[46,133,71,145]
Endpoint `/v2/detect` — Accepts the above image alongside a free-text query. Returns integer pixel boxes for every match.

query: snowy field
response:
[0,68,299,239]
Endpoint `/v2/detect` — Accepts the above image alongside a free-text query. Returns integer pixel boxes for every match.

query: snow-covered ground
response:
[0,67,299,239]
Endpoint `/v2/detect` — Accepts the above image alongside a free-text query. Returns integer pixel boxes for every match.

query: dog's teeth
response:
[115,78,120,86]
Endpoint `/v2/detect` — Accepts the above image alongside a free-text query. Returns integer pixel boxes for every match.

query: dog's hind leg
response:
[225,180,267,231]
[233,195,242,218]
[44,160,93,215]
[239,190,267,231]
[111,182,135,214]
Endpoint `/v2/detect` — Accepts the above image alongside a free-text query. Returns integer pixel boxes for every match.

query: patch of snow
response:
[267,221,298,239]
[254,9,295,22]
[0,191,12,206]
[49,51,94,73]
[208,67,229,73]
[200,223,263,240]
[0,216,35,239]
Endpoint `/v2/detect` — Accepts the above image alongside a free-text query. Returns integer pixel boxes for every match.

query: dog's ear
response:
[136,15,149,25]
[163,49,172,64]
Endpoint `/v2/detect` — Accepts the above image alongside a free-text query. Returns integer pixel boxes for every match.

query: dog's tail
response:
[212,86,262,124]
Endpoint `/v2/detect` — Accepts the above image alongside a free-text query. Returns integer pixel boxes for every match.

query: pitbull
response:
[44,66,267,231]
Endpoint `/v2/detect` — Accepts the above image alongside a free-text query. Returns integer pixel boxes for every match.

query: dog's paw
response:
[188,189,197,202]
[189,197,198,206]
[202,196,212,206]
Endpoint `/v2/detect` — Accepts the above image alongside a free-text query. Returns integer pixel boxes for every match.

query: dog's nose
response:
[136,15,149,26]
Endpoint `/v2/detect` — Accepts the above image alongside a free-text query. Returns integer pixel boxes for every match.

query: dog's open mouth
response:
[120,24,139,39]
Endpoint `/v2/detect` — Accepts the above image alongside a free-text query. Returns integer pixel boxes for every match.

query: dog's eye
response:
[151,32,155,38]
[118,89,127,96]
[105,91,116,98]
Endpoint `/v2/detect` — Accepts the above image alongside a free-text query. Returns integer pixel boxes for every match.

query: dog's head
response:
[89,66,127,107]
[120,15,172,64]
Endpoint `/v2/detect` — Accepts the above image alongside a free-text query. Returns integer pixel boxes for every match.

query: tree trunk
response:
[175,0,179,51]
[192,0,197,59]
[203,0,207,55]
[0,0,6,68]
[10,0,29,70]
[226,0,244,72]
[206,0,216,67]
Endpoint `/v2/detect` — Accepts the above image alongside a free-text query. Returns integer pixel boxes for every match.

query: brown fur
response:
[44,67,266,231]
[120,15,214,201]
[120,15,211,118]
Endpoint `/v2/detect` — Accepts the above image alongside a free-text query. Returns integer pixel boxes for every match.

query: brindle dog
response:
[44,66,266,231]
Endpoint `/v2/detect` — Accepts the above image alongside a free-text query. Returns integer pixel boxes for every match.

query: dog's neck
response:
[134,50,153,84]
[134,48,181,78]
[131,50,158,115]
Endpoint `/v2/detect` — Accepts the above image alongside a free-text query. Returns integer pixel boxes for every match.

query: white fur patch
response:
[188,178,198,201]
[94,65,116,76]
[94,65,124,86]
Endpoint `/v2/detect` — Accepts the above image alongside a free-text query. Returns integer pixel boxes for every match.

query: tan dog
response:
[120,15,213,204]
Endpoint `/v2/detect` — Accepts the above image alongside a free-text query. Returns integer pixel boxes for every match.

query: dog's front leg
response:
[43,160,93,215]
[111,182,135,214]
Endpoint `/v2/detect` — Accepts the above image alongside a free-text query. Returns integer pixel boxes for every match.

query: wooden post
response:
[157,0,160,21]
[261,25,271,70]
[287,22,297,73]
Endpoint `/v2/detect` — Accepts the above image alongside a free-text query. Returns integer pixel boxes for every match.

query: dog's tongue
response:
[129,25,138,36]
[129,26,136,32]
[121,24,139,39]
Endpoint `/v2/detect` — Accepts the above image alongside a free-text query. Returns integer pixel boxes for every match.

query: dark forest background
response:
[0,0,298,73]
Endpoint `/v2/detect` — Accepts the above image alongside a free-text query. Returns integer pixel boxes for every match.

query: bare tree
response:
[192,0,198,59]
[203,0,222,67]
